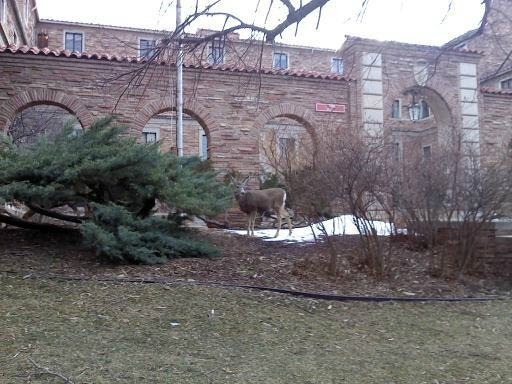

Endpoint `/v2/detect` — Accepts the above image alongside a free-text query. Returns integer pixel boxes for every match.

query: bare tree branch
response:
[25,203,86,224]
[265,0,330,41]
[0,213,76,232]
[27,357,75,384]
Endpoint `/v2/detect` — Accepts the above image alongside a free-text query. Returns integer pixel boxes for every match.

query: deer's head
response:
[229,175,250,200]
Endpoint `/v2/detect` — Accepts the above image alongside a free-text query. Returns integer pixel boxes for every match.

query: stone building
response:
[1,0,512,175]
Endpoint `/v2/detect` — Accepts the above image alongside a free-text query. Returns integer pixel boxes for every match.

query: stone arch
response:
[403,85,457,143]
[254,103,318,141]
[255,103,320,174]
[0,89,94,132]
[134,98,218,137]
[133,98,219,158]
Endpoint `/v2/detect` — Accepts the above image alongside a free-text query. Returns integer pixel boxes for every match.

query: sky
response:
[36,0,486,50]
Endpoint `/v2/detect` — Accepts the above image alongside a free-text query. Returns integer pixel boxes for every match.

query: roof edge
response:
[0,45,350,81]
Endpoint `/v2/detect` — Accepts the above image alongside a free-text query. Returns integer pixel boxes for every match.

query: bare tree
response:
[393,133,512,277]
[263,125,397,277]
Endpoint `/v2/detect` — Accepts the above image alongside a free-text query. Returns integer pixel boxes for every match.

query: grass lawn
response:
[1,273,512,383]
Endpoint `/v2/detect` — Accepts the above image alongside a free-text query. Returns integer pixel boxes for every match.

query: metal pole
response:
[176,0,184,157]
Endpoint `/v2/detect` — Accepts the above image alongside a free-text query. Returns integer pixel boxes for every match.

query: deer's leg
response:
[246,214,251,236]
[274,210,282,238]
[251,212,257,236]
[248,211,256,236]
[283,207,293,235]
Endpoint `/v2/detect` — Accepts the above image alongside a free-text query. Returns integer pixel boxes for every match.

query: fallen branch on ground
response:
[27,356,74,384]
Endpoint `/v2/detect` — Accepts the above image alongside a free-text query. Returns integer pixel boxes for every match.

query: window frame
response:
[500,78,512,89]
[272,51,289,70]
[207,37,225,65]
[420,100,430,119]
[63,31,84,52]
[143,132,157,143]
[142,127,160,144]
[422,145,432,162]
[391,99,401,119]
[138,38,157,59]
[330,57,343,74]
[199,128,208,160]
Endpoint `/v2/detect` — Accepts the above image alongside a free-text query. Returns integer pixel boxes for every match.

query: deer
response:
[231,175,292,238]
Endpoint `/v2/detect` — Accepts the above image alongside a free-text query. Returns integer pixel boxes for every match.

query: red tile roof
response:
[0,45,348,81]
[480,86,512,95]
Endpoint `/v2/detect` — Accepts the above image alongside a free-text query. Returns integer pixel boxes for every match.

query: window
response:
[422,145,432,162]
[391,99,401,118]
[500,78,512,89]
[273,52,288,69]
[331,58,343,74]
[0,0,6,24]
[143,132,157,143]
[139,39,156,59]
[207,38,224,64]
[278,137,296,161]
[65,32,83,52]
[420,100,430,119]
[199,130,208,160]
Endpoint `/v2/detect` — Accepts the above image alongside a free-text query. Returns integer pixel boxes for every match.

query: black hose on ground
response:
[0,270,500,302]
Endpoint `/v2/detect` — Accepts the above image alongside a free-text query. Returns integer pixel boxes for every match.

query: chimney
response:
[37,32,49,49]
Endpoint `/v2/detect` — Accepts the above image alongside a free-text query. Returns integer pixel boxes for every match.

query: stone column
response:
[361,52,384,138]
[459,62,480,157]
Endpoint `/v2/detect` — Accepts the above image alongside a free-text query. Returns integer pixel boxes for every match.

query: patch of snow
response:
[227,215,394,243]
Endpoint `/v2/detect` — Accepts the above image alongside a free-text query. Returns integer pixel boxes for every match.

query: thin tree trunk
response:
[0,214,77,233]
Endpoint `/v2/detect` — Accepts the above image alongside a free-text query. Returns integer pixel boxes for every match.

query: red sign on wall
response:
[315,103,346,113]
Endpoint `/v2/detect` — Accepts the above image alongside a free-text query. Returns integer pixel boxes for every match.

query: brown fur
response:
[232,176,292,237]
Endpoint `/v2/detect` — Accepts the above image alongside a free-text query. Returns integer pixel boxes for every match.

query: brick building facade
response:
[1,0,512,175]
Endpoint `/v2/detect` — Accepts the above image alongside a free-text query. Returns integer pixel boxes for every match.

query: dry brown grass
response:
[1,274,512,383]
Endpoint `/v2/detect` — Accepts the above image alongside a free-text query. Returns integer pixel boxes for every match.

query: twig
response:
[27,356,74,384]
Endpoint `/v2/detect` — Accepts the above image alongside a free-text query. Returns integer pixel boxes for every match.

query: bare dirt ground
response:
[0,228,507,298]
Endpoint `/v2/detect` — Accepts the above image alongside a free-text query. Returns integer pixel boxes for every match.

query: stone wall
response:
[481,91,512,161]
[36,20,163,57]
[35,20,342,74]
[0,50,351,178]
